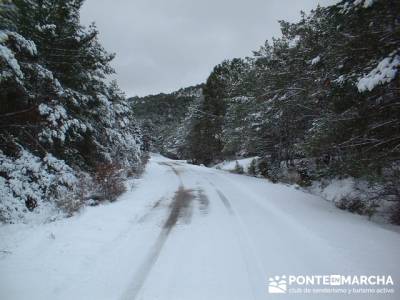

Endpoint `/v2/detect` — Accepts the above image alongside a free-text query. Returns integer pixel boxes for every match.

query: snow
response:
[353,0,376,8]
[364,0,376,7]
[354,0,364,6]
[229,95,254,103]
[0,149,78,224]
[289,35,301,48]
[310,177,357,202]
[8,31,37,56]
[357,54,400,92]
[214,156,258,173]
[0,155,180,299]
[0,31,8,43]
[1,155,399,299]
[340,0,377,13]
[35,24,57,33]
[44,154,78,187]
[334,74,346,85]
[0,44,24,79]
[39,102,90,144]
[310,55,321,65]
[38,103,71,142]
[39,103,68,126]
[34,64,64,93]
[0,30,38,82]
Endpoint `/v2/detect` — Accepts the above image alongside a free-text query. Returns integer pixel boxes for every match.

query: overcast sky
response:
[81,0,337,97]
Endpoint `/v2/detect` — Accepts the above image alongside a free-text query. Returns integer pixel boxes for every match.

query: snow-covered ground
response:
[1,154,399,300]
[214,156,258,173]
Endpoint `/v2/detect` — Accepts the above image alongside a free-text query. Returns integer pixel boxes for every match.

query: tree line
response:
[134,0,400,223]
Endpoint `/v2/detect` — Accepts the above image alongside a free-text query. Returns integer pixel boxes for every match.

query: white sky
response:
[81,0,338,97]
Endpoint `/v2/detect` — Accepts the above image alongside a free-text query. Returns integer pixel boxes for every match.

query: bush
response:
[56,191,84,217]
[257,158,269,178]
[232,161,244,174]
[266,164,281,183]
[94,163,126,202]
[55,173,94,216]
[127,152,150,178]
[335,197,365,214]
[295,160,313,187]
[248,158,258,176]
[0,149,79,223]
[335,197,378,219]
[297,169,312,187]
[390,202,400,225]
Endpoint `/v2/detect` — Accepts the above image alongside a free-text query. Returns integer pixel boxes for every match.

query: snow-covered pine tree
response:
[0,0,144,223]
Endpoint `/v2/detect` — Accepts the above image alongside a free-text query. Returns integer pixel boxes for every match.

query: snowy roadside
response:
[0,155,179,300]
[213,157,400,226]
[1,155,399,300]
[214,157,258,173]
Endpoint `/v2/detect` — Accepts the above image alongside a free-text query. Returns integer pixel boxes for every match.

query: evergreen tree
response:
[0,0,144,223]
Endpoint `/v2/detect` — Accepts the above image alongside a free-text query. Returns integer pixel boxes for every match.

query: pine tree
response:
[0,0,144,223]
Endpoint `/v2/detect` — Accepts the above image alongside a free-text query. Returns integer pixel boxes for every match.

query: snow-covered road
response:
[1,155,399,300]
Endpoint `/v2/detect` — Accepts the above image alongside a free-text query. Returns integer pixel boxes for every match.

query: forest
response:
[133,0,400,223]
[1,0,399,224]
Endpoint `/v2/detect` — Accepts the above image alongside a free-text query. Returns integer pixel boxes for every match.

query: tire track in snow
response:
[121,164,196,300]
[215,189,234,215]
[213,187,268,300]
[137,196,166,223]
[120,226,170,300]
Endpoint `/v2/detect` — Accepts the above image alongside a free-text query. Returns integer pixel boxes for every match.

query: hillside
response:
[130,85,203,158]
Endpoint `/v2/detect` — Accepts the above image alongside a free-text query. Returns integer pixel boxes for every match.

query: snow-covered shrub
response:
[94,163,126,202]
[255,158,278,183]
[308,177,392,219]
[232,161,244,174]
[0,148,80,223]
[55,172,94,217]
[214,157,260,175]
[247,158,258,176]
[128,152,150,178]
[335,197,376,217]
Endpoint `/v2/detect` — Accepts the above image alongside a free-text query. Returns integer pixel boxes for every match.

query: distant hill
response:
[130,84,203,158]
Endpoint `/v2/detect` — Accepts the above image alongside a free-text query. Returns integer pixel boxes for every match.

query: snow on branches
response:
[357,53,400,92]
